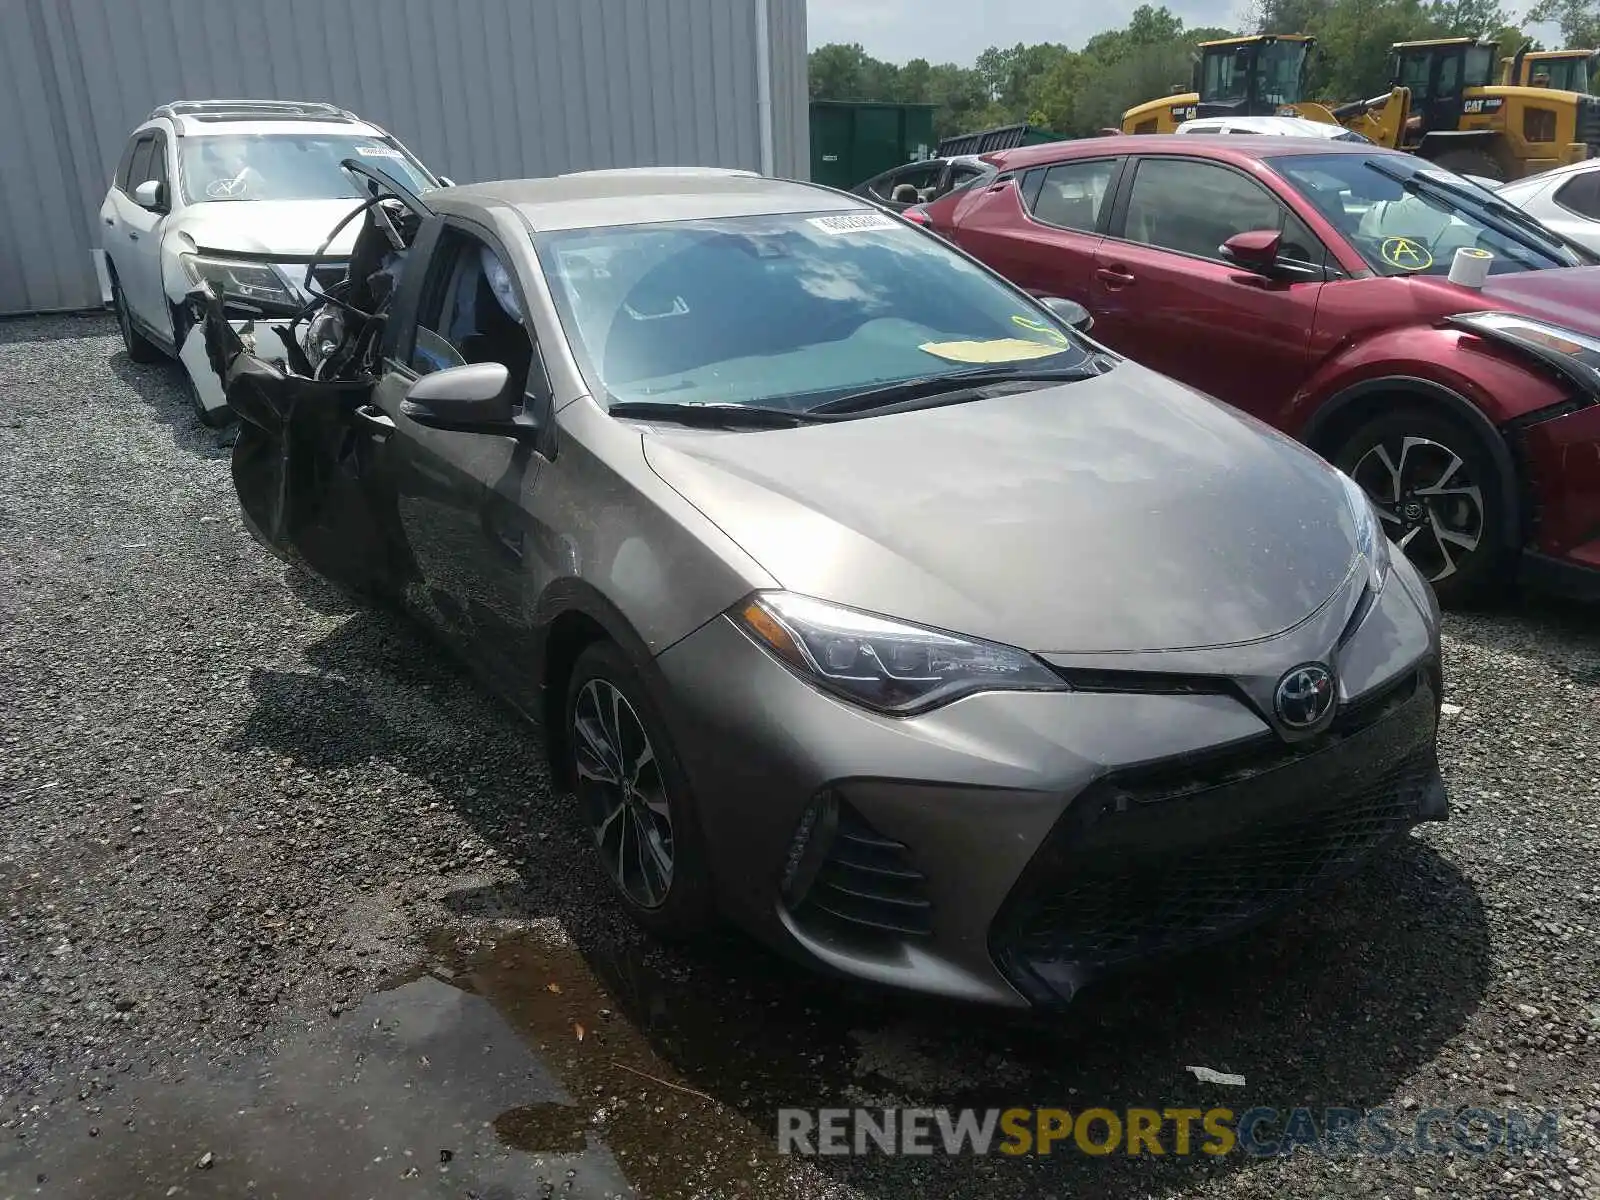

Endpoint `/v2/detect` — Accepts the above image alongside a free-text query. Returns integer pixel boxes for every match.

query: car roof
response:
[986,133,1383,172]
[1177,116,1358,138]
[434,170,864,232]
[1499,156,1600,191]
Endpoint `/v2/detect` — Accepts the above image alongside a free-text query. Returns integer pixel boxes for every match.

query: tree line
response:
[808,0,1600,141]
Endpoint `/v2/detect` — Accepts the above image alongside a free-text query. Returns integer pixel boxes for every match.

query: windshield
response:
[1539,56,1593,93]
[535,210,1091,411]
[178,134,436,203]
[1269,152,1584,276]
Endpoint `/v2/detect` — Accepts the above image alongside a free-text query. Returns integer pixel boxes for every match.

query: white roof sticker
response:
[807,212,899,234]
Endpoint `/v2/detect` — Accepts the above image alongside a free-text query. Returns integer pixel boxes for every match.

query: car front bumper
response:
[653,564,1446,1008]
[179,317,302,417]
[1522,400,1600,595]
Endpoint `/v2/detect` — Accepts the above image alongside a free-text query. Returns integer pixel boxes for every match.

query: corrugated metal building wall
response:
[0,0,809,315]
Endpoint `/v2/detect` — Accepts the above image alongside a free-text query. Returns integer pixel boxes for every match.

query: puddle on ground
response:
[1,849,1476,1198]
[424,927,860,1199]
[0,968,637,1198]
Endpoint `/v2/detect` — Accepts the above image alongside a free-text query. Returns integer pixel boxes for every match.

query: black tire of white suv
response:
[109,269,164,365]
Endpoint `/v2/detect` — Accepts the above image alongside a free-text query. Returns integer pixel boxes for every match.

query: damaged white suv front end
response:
[98,99,441,427]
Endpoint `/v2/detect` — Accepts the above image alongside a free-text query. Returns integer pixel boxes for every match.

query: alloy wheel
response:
[1350,434,1485,584]
[572,678,674,909]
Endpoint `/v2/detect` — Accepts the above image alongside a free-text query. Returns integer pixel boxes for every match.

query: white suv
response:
[100,100,442,426]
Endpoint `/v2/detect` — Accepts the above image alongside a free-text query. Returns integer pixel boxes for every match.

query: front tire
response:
[1332,406,1513,606]
[565,640,715,938]
[110,270,164,364]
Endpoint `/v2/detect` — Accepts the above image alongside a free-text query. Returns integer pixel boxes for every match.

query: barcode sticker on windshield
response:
[355,145,404,158]
[807,213,898,235]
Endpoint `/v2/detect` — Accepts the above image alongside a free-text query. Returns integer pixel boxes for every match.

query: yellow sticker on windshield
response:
[1010,313,1071,346]
[919,338,1064,364]
[1380,236,1433,271]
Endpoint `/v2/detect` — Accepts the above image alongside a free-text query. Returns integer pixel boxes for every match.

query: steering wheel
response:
[205,174,251,200]
[809,313,870,344]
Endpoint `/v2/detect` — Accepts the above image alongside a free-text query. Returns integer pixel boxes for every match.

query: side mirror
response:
[401,362,530,438]
[1040,295,1094,333]
[1220,229,1283,272]
[133,179,166,212]
[437,176,456,188]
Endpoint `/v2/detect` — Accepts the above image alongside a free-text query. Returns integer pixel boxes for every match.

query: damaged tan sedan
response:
[197,163,1445,1007]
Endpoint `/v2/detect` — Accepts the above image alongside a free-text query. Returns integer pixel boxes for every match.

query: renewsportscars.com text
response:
[777,1106,1561,1158]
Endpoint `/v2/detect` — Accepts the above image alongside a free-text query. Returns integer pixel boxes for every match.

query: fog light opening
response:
[780,789,839,905]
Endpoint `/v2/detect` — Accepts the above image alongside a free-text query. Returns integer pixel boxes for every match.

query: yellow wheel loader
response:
[1121,35,1316,134]
[1286,38,1598,181]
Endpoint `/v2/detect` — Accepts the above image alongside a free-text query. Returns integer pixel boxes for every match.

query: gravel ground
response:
[1,312,1597,1199]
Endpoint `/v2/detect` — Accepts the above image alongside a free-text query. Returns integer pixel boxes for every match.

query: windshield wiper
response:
[606,401,829,428]
[807,362,1104,417]
[1366,160,1572,256]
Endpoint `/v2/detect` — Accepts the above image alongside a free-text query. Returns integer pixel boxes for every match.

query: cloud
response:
[807,0,1252,65]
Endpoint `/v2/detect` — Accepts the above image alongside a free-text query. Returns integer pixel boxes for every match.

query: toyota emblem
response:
[1275,663,1335,729]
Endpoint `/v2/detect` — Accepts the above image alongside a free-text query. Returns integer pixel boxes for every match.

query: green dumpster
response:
[809,101,937,189]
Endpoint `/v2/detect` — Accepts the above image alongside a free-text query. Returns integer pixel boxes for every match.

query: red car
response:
[917,135,1600,605]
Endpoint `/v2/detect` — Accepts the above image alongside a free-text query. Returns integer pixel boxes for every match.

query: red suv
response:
[919,135,1600,605]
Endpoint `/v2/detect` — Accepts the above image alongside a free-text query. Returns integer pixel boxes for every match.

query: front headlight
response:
[1449,311,1600,394]
[180,254,298,309]
[732,592,1065,715]
[1337,467,1392,587]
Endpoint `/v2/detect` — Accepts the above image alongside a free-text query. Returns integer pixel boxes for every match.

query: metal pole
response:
[755,0,777,175]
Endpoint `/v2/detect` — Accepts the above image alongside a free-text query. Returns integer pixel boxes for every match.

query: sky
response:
[806,0,1253,64]
[805,0,1563,65]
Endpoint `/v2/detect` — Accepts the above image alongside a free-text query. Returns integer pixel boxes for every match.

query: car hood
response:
[167,198,368,258]
[1478,268,1600,336]
[641,363,1364,654]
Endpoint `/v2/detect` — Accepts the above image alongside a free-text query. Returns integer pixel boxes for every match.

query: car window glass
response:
[948,164,995,195]
[1020,169,1046,210]
[866,170,904,200]
[1279,210,1326,267]
[1031,160,1116,233]
[1271,153,1581,275]
[410,231,537,407]
[178,134,434,203]
[127,136,156,190]
[535,210,1090,411]
[1123,158,1286,260]
[116,136,140,191]
[148,133,169,194]
[1554,171,1600,220]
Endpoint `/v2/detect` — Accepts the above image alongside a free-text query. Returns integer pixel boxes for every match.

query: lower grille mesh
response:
[1009,751,1432,969]
[991,671,1442,1001]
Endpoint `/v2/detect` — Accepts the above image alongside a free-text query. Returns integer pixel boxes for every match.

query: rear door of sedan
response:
[943,154,1125,310]
[1089,153,1331,416]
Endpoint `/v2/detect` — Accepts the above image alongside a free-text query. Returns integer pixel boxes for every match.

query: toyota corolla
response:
[198,165,1448,1007]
